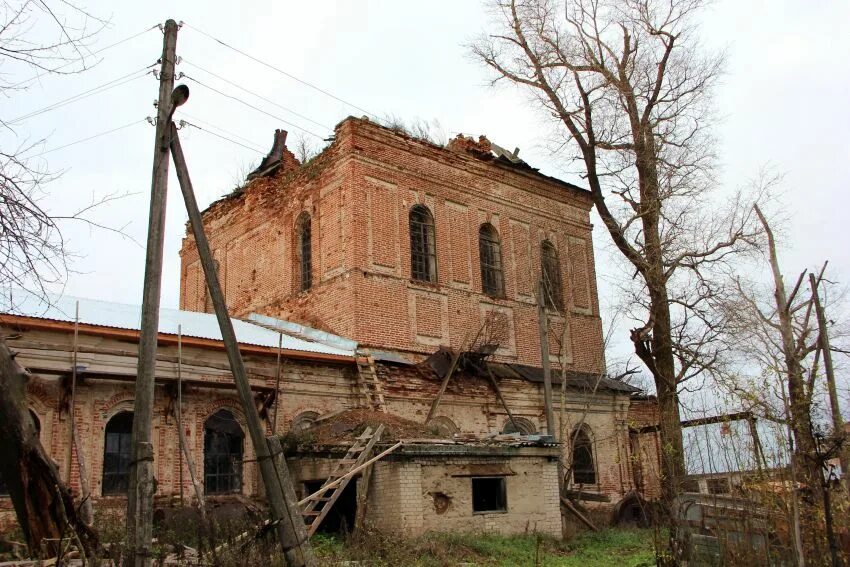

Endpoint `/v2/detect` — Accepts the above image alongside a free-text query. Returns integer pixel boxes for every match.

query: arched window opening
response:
[427,416,459,438]
[204,409,245,494]
[409,205,437,283]
[541,241,564,311]
[291,411,320,433]
[479,223,504,297]
[501,417,537,435]
[572,427,596,485]
[295,213,312,292]
[103,411,134,495]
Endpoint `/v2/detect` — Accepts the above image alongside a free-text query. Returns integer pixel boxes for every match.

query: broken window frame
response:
[478,223,505,298]
[471,476,507,513]
[102,411,134,495]
[541,240,564,311]
[203,409,245,495]
[572,426,596,485]
[409,204,437,283]
[296,212,312,293]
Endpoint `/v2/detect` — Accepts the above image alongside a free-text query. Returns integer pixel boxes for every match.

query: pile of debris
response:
[302,408,440,446]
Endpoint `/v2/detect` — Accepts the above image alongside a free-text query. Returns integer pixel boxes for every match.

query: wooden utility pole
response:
[810,271,848,482]
[537,280,555,437]
[127,19,178,567]
[170,122,315,566]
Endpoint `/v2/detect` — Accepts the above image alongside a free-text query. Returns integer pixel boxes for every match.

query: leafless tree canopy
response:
[473,1,767,541]
[0,1,127,303]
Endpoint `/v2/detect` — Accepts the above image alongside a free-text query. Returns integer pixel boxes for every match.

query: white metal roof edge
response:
[0,291,354,358]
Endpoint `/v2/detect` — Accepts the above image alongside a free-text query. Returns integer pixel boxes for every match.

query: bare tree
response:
[472,1,763,542]
[716,205,848,565]
[0,0,112,557]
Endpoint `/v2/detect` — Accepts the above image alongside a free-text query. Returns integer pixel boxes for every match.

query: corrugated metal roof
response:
[0,291,355,358]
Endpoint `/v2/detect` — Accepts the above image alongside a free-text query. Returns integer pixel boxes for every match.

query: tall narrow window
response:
[409,205,437,283]
[478,223,504,297]
[296,213,312,292]
[541,240,564,310]
[103,411,134,495]
[572,426,596,485]
[204,409,244,494]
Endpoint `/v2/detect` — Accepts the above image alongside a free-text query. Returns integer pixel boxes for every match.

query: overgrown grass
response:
[312,528,654,567]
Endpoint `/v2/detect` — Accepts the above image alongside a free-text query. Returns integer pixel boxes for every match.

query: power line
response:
[9,24,159,90]
[176,111,267,152]
[180,121,266,155]
[7,64,156,126]
[26,119,146,158]
[183,22,376,119]
[181,59,331,131]
[181,73,327,140]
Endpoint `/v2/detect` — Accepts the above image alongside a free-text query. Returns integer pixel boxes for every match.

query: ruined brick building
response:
[0,117,659,537]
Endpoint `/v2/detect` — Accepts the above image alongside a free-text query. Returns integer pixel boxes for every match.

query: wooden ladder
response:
[301,424,385,536]
[355,348,387,413]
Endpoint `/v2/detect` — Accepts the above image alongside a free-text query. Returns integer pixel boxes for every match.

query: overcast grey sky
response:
[5,1,849,377]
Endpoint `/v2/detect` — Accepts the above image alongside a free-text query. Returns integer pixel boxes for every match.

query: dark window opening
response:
[204,410,244,494]
[472,477,507,513]
[572,427,596,485]
[296,213,312,292]
[303,479,358,534]
[541,240,564,310]
[706,477,731,495]
[103,411,134,495]
[409,205,437,283]
[478,223,504,297]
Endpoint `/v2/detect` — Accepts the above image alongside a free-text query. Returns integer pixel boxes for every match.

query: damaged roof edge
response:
[247,312,358,352]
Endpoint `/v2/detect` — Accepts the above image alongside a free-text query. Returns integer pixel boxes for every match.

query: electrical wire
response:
[181,74,328,140]
[183,22,376,119]
[26,119,146,158]
[181,58,331,131]
[175,111,267,152]
[7,64,156,126]
[180,121,266,155]
[9,24,160,90]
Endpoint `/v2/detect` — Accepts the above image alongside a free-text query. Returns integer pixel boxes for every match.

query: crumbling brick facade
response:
[179,118,605,373]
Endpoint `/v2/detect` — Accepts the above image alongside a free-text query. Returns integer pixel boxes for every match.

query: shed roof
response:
[0,290,355,358]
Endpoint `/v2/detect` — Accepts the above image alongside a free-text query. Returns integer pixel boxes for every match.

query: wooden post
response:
[273,332,283,433]
[170,123,315,566]
[67,301,93,525]
[537,280,555,437]
[425,349,461,424]
[482,364,519,432]
[810,272,849,483]
[128,19,178,567]
[176,327,205,517]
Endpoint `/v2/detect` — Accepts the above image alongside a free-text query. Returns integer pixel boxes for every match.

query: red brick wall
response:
[180,118,604,374]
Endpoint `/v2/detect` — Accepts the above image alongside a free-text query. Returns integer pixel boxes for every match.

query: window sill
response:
[472,509,508,515]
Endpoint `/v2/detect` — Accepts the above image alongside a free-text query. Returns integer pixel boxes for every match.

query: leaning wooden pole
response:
[69,302,93,526]
[537,280,555,437]
[809,271,849,485]
[176,326,205,517]
[169,121,315,566]
[128,19,178,567]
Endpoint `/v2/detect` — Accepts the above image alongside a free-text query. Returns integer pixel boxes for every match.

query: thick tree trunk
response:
[0,336,98,558]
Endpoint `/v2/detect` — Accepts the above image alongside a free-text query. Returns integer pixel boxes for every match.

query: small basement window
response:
[472,477,507,513]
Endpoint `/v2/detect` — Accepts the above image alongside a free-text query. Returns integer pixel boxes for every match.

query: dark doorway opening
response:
[303,479,358,535]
